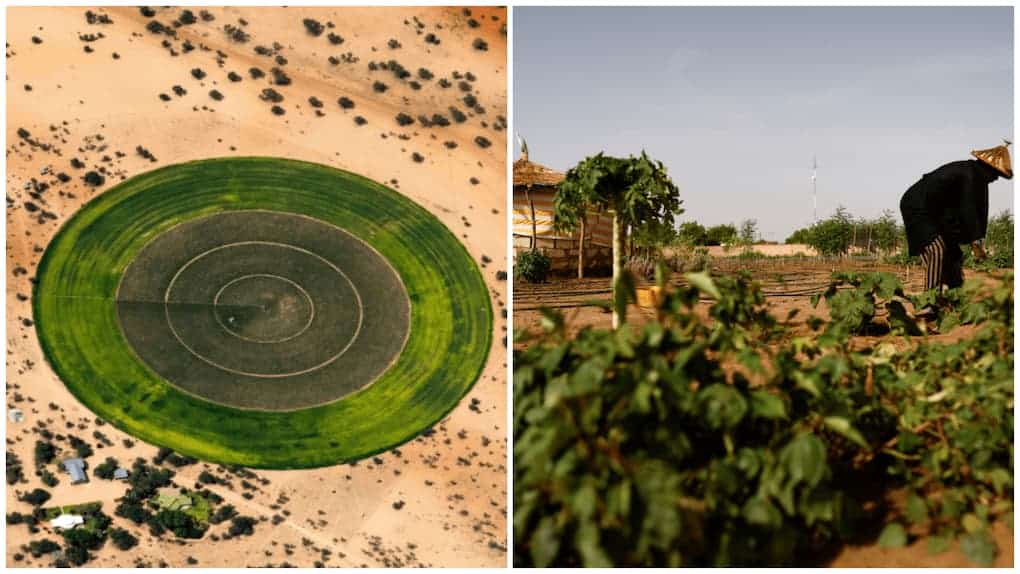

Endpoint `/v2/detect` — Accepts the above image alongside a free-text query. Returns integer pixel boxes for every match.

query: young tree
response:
[786,226,813,245]
[557,152,683,327]
[869,209,901,254]
[552,166,595,279]
[738,219,758,245]
[676,221,708,246]
[705,223,738,246]
[984,210,1013,266]
[807,207,854,256]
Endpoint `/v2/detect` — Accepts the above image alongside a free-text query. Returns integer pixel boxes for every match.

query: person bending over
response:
[899,142,1011,298]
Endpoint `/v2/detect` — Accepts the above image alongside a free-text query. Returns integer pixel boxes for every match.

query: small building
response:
[513,147,613,275]
[113,468,130,480]
[8,408,24,423]
[49,514,84,530]
[62,458,88,484]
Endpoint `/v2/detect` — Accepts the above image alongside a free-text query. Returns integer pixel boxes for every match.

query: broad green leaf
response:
[877,522,907,548]
[742,497,782,529]
[791,371,821,397]
[927,532,952,555]
[822,416,869,449]
[575,521,613,567]
[698,384,748,431]
[749,391,787,420]
[779,433,827,488]
[684,271,721,300]
[938,312,961,333]
[905,494,929,524]
[570,358,606,395]
[961,513,983,533]
[960,530,997,566]
[529,516,561,568]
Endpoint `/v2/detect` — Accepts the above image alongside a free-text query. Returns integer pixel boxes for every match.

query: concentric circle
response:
[117,212,399,399]
[213,274,315,344]
[34,157,492,468]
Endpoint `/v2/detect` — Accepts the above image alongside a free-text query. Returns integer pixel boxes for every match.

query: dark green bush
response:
[515,250,551,283]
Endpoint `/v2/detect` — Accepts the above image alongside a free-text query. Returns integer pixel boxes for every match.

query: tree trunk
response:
[612,213,624,329]
[525,185,537,250]
[577,215,586,279]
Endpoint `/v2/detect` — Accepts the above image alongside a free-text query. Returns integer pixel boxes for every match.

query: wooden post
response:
[525,184,537,250]
[612,213,624,329]
[577,215,587,279]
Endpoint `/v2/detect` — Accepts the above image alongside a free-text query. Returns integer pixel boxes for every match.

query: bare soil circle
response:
[116,210,409,410]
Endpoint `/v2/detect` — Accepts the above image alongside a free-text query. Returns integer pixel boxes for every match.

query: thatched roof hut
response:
[513,150,564,189]
[512,148,613,275]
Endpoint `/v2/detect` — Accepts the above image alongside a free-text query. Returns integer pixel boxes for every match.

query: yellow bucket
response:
[636,286,662,308]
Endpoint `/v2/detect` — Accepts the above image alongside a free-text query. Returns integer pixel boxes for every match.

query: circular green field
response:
[34,157,492,469]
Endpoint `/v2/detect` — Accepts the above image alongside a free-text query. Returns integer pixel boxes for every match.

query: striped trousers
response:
[919,236,964,291]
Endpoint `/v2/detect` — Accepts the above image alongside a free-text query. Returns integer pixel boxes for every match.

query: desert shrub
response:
[28,538,61,558]
[109,528,138,550]
[21,488,51,506]
[302,18,324,36]
[515,250,551,284]
[94,457,119,480]
[271,67,291,86]
[34,440,57,466]
[40,470,59,487]
[209,504,237,525]
[156,509,206,539]
[259,88,283,103]
[228,515,256,536]
[7,451,25,484]
[83,171,105,187]
[115,500,151,524]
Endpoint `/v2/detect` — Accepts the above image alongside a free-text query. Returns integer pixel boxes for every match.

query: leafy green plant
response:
[811,272,920,335]
[514,266,1013,567]
[516,250,552,283]
[557,152,683,327]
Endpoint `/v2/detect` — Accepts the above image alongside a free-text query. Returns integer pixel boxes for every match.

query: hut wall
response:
[512,187,613,273]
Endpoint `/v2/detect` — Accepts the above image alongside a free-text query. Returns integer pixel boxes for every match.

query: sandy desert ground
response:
[6,6,507,567]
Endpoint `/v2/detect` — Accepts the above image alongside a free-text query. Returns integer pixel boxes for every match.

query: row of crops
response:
[514,267,1013,566]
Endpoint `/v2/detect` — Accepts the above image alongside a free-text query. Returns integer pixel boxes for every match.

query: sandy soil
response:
[6,6,506,568]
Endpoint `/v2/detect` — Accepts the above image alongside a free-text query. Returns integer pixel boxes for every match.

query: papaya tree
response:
[556,152,682,327]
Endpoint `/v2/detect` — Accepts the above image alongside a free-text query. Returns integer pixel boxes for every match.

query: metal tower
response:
[811,156,818,223]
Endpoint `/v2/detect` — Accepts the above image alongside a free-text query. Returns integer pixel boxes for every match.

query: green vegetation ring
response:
[34,157,492,469]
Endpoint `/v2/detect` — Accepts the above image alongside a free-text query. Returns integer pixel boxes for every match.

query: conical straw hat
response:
[971,142,1012,179]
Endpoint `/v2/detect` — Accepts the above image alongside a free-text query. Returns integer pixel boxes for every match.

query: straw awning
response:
[513,153,564,188]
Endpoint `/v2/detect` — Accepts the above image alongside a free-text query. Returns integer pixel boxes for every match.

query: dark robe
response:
[899,160,995,256]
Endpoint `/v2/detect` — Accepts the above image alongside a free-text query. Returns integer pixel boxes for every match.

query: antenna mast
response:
[811,155,818,223]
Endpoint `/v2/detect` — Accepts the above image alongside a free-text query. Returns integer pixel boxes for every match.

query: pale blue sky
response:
[514,6,1014,242]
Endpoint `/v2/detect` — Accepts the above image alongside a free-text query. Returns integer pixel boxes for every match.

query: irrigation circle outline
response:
[163,240,365,379]
[211,273,317,344]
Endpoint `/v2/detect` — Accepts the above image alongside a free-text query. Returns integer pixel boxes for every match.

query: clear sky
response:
[514,6,1014,242]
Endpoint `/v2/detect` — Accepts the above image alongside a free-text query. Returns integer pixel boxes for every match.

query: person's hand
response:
[971,241,987,262]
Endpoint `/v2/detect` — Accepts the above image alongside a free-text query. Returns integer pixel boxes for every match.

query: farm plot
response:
[514,264,1013,567]
[34,157,492,469]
